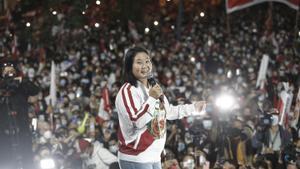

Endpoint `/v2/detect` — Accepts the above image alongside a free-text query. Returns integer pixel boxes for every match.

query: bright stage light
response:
[200,12,205,17]
[52,11,57,15]
[145,27,150,33]
[215,93,235,111]
[190,57,195,62]
[40,158,55,169]
[154,21,159,26]
[95,23,100,28]
[26,22,31,27]
[96,0,101,5]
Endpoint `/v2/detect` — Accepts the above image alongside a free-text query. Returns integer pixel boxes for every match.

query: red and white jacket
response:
[115,82,198,163]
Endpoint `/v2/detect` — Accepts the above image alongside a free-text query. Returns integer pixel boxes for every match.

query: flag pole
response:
[225,0,231,35]
[294,1,300,40]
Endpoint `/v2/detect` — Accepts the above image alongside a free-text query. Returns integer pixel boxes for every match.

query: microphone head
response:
[147,74,156,87]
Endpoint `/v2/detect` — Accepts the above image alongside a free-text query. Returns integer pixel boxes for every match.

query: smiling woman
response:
[115,46,206,169]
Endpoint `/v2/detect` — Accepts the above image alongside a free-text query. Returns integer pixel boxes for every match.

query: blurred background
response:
[0,0,299,169]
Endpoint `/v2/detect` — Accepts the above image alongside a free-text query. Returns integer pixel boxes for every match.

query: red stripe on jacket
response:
[121,83,150,121]
[118,127,155,155]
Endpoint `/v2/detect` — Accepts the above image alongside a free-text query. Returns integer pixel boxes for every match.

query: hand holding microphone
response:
[148,75,164,103]
[149,84,163,100]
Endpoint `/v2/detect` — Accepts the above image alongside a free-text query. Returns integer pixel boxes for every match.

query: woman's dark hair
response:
[122,46,149,87]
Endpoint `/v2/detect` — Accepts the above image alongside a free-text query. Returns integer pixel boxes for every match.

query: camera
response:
[0,76,20,93]
[257,112,273,131]
[282,143,299,165]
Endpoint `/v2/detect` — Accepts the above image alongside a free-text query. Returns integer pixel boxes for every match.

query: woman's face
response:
[132,52,152,81]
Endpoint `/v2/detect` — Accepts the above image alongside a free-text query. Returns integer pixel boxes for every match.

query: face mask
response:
[68,93,75,100]
[60,79,67,86]
[28,68,35,78]
[258,95,265,101]
[43,130,52,139]
[203,120,212,130]
[248,67,254,73]
[187,117,194,124]
[217,68,223,74]
[271,115,279,126]
[182,159,195,169]
[177,142,185,152]
[61,119,67,126]
[213,79,220,85]
[185,133,193,144]
[165,71,172,78]
[109,145,118,154]
[80,153,89,159]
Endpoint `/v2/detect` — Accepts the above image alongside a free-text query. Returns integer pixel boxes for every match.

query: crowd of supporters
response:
[0,1,299,169]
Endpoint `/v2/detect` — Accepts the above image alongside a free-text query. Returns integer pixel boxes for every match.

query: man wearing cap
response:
[78,139,118,169]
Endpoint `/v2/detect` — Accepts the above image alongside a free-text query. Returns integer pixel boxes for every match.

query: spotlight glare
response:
[96,0,101,5]
[84,25,89,29]
[154,21,159,26]
[190,57,195,62]
[215,93,235,111]
[171,25,175,30]
[200,12,205,17]
[40,158,55,169]
[94,23,100,28]
[145,27,150,33]
[82,11,85,15]
[298,31,300,37]
[52,11,57,15]
[26,22,31,27]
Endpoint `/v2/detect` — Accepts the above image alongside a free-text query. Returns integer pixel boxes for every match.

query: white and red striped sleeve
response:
[117,83,157,129]
[166,102,197,120]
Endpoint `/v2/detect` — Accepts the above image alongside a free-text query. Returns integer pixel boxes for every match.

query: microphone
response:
[147,74,164,103]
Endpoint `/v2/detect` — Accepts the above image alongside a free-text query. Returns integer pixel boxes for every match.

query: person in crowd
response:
[257,113,292,169]
[115,46,206,169]
[0,58,39,169]
[78,139,119,169]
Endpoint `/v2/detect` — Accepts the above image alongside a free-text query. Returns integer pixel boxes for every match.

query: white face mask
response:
[80,153,89,159]
[109,145,118,154]
[271,115,279,126]
[203,120,212,130]
[187,117,194,124]
[182,159,195,169]
[43,130,52,139]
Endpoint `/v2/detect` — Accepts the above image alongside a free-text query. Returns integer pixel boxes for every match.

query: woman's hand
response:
[149,84,163,100]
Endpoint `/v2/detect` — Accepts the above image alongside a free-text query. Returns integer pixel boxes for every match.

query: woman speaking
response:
[115,46,206,169]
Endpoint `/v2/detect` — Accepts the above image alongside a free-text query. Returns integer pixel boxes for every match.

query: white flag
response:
[50,61,57,106]
[256,54,269,89]
[278,83,293,126]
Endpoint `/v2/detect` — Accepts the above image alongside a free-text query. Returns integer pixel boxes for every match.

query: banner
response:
[50,61,57,106]
[256,54,269,89]
[226,0,300,13]
[278,82,293,126]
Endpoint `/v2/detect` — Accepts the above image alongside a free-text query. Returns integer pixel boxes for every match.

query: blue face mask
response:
[177,142,185,152]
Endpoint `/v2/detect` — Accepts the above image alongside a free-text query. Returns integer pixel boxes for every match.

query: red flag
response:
[102,85,112,113]
[11,35,19,59]
[226,0,300,13]
[98,85,112,121]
